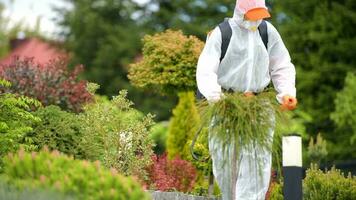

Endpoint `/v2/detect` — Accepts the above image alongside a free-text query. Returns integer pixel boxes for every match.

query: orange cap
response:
[245,8,271,21]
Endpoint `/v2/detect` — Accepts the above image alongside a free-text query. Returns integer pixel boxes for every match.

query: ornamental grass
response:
[197,90,288,168]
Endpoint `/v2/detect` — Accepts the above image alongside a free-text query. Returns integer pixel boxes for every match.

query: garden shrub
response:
[128,29,204,95]
[30,105,84,158]
[268,166,356,199]
[149,122,169,155]
[303,165,356,200]
[166,92,200,160]
[2,148,150,200]
[0,79,40,169]
[144,153,197,192]
[79,89,154,177]
[0,57,92,112]
[307,133,328,165]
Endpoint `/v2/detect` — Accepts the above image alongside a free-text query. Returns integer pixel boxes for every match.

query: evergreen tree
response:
[330,73,356,159]
[56,0,176,120]
[56,0,141,95]
[144,0,235,39]
[272,0,356,138]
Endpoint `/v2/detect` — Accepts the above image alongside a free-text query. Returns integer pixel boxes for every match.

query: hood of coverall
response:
[215,0,271,94]
[232,0,269,31]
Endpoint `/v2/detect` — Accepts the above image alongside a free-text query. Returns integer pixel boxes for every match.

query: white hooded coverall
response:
[196,6,296,200]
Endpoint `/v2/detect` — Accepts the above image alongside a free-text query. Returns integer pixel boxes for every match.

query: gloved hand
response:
[281,95,298,111]
[244,92,255,97]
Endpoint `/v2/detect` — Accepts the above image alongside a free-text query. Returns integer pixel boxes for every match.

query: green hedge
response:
[2,148,151,200]
[31,106,84,158]
[303,166,356,200]
[269,166,356,200]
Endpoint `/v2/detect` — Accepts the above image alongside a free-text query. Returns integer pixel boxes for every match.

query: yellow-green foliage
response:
[2,148,151,200]
[128,30,204,95]
[186,127,212,196]
[269,182,283,200]
[167,92,200,159]
[166,91,212,195]
[270,166,356,200]
[304,165,356,200]
[0,79,41,168]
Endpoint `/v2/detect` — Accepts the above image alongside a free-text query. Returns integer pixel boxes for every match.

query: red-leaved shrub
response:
[144,153,197,192]
[0,57,92,112]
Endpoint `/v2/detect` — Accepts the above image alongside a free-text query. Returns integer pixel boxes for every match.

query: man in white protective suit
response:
[196,0,298,199]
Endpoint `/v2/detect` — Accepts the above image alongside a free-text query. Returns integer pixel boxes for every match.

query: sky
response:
[1,0,149,38]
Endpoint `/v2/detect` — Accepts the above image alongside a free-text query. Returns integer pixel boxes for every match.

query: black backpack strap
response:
[218,19,232,62]
[258,20,268,49]
[196,19,268,101]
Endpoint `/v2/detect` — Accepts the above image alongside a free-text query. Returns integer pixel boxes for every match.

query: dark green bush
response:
[2,148,151,200]
[330,72,356,159]
[30,105,84,158]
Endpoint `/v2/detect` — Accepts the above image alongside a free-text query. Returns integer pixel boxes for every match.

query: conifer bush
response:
[166,92,212,194]
[128,30,204,95]
[303,165,356,200]
[268,166,356,200]
[2,148,150,200]
[166,92,200,160]
[30,106,84,158]
[0,57,92,112]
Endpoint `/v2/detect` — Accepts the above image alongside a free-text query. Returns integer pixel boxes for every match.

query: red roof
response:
[0,38,68,66]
